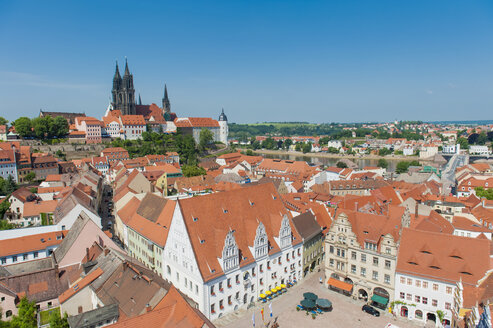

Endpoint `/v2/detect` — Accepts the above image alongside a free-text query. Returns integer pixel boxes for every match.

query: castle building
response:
[105,59,229,143]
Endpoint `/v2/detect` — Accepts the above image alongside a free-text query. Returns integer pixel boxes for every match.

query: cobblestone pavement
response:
[214,270,425,328]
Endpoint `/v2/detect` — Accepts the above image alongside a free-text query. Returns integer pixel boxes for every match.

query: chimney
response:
[354,202,358,212]
[146,304,152,313]
[55,263,59,277]
[104,248,110,256]
[86,248,90,261]
[415,201,419,218]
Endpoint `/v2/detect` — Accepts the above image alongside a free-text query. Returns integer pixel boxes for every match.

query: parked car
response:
[362,305,380,317]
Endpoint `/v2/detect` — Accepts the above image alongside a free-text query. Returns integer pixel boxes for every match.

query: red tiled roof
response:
[120,115,146,126]
[174,117,219,128]
[397,228,491,286]
[59,267,103,303]
[23,200,58,217]
[177,183,302,282]
[0,231,66,257]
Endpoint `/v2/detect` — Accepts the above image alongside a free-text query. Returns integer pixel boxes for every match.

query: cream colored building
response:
[324,208,408,309]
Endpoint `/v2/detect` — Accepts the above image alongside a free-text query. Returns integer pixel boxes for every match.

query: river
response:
[260,153,418,172]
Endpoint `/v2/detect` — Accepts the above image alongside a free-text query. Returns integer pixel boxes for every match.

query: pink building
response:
[75,117,102,144]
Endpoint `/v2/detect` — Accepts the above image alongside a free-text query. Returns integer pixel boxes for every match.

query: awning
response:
[371,294,389,305]
[327,278,353,292]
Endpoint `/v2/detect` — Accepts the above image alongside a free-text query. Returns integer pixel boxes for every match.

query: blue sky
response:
[0,0,492,123]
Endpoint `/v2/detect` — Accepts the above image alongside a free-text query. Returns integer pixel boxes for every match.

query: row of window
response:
[399,277,453,294]
[328,259,391,284]
[328,247,392,268]
[1,251,40,264]
[211,292,242,313]
[399,292,451,309]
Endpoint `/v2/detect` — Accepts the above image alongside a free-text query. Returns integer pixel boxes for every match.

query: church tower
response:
[120,59,136,115]
[111,61,122,109]
[162,84,171,119]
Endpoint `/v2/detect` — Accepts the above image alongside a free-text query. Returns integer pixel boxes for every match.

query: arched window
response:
[6,310,12,317]
[167,265,171,275]
[415,310,423,319]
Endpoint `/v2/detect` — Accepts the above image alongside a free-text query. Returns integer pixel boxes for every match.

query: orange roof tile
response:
[23,200,58,217]
[397,228,491,286]
[0,231,66,257]
[120,115,146,126]
[174,117,219,128]
[59,267,103,303]
[178,183,302,282]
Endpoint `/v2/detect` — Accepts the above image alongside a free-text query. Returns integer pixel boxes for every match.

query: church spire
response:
[113,60,121,80]
[124,57,130,76]
[164,84,169,101]
[138,93,142,105]
[162,83,171,117]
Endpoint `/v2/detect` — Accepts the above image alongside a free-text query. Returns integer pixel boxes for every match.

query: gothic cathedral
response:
[111,59,136,115]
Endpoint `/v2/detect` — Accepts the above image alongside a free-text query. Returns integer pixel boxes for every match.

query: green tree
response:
[251,140,261,150]
[24,172,36,182]
[295,143,302,152]
[336,161,348,169]
[328,147,339,154]
[283,138,293,150]
[49,310,69,328]
[32,117,51,139]
[0,117,8,126]
[396,161,410,174]
[199,129,214,152]
[378,148,392,156]
[457,137,469,150]
[246,149,254,156]
[182,165,206,177]
[51,116,69,137]
[302,142,312,153]
[0,196,11,221]
[377,158,388,169]
[9,297,37,328]
[55,150,66,161]
[14,117,33,138]
[261,137,277,150]
[475,187,493,200]
[436,310,445,325]
[476,132,488,145]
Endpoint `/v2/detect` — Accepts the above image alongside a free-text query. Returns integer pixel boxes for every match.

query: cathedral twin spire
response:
[111,59,171,119]
[112,59,135,115]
